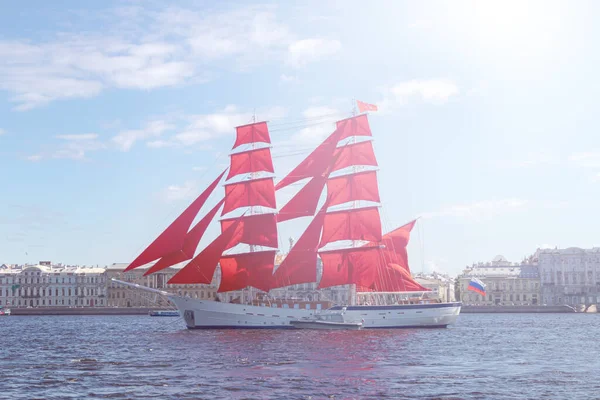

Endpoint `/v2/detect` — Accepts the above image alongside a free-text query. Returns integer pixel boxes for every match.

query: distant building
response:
[0,264,106,308]
[537,247,600,306]
[459,255,541,306]
[106,263,218,307]
[415,273,456,302]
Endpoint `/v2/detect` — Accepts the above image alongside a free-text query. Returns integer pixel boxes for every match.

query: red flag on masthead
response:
[357,100,378,113]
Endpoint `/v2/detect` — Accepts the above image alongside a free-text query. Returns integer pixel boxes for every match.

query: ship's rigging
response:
[124,109,427,295]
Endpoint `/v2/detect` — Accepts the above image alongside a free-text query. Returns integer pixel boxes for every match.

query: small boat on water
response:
[0,307,11,316]
[290,308,363,330]
[149,310,180,317]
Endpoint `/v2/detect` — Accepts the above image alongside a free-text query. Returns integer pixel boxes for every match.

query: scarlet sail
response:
[270,205,327,289]
[144,198,225,275]
[129,112,430,298]
[318,246,382,289]
[218,251,276,292]
[380,219,416,271]
[277,175,327,222]
[227,147,274,180]
[319,206,382,247]
[220,213,278,250]
[126,169,226,271]
[232,121,271,149]
[332,140,378,173]
[168,216,243,284]
[365,263,428,292]
[275,128,342,190]
[335,114,372,141]
[222,177,276,215]
[216,121,279,292]
[326,171,380,207]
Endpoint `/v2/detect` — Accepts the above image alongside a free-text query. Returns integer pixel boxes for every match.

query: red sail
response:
[278,175,327,222]
[270,205,327,289]
[319,206,382,247]
[227,147,274,180]
[275,128,342,190]
[332,140,378,172]
[233,121,271,149]
[382,219,416,250]
[366,263,429,292]
[318,247,428,291]
[126,169,226,271]
[220,213,278,249]
[365,219,416,271]
[168,216,243,284]
[144,199,225,275]
[222,177,276,215]
[218,250,276,292]
[326,171,380,207]
[335,114,372,141]
[318,246,382,289]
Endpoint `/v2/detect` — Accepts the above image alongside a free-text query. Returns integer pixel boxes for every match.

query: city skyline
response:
[2,1,600,275]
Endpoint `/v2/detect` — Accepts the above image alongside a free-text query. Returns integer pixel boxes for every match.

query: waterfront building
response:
[458,255,541,306]
[0,263,107,308]
[537,247,600,306]
[414,273,456,303]
[106,263,218,307]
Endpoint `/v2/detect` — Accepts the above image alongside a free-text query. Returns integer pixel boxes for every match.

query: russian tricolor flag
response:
[467,277,486,296]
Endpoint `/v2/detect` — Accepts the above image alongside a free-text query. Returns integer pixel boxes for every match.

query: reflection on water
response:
[1,314,599,399]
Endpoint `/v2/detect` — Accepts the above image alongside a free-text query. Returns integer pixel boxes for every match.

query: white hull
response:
[168,296,461,329]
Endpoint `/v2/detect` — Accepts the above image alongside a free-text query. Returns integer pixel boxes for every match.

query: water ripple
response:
[1,314,599,399]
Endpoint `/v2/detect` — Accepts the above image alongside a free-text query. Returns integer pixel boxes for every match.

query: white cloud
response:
[379,79,459,113]
[146,140,176,149]
[409,19,433,30]
[569,152,600,168]
[286,38,341,68]
[27,132,105,161]
[192,166,207,172]
[112,120,175,151]
[26,155,42,162]
[420,198,528,221]
[0,6,338,110]
[161,181,197,202]
[290,106,341,145]
[496,149,558,168]
[173,130,212,146]
[425,257,449,273]
[280,73,298,83]
[139,105,288,150]
[56,133,99,141]
[0,128,5,136]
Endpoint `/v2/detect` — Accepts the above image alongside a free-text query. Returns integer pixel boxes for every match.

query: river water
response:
[1,313,598,399]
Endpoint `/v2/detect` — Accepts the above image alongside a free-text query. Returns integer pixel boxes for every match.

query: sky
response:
[1,0,600,275]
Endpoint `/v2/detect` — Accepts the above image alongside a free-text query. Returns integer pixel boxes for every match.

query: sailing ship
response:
[116,107,462,329]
